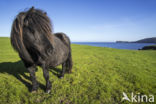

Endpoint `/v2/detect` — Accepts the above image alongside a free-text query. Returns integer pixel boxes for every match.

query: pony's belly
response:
[47,51,69,67]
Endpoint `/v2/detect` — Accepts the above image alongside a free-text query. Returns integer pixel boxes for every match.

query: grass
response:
[0,37,156,104]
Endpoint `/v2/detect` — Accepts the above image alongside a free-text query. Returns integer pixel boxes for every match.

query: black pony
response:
[10,7,72,93]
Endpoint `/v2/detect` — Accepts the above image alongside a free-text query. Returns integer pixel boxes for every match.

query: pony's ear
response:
[28,6,35,13]
[31,6,34,10]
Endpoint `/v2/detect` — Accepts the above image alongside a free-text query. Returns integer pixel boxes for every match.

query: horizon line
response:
[0,36,155,43]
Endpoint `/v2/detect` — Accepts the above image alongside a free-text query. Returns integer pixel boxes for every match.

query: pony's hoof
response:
[68,71,72,74]
[67,71,72,74]
[46,89,51,94]
[59,77,63,79]
[31,90,37,93]
[58,75,64,79]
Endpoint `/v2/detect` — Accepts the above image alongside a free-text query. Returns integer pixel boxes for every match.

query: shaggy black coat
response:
[10,7,72,93]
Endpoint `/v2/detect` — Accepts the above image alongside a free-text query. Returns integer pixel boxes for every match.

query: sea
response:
[72,42,156,50]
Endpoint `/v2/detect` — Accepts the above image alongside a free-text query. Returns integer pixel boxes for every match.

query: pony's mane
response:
[11,7,53,62]
[24,7,53,40]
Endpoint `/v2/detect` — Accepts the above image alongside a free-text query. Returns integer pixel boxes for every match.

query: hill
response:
[0,37,156,104]
[116,37,156,43]
[134,37,156,43]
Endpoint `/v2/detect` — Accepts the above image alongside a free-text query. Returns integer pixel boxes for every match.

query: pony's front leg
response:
[27,65,39,92]
[42,64,52,93]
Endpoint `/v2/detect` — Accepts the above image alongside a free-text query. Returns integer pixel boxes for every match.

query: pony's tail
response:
[11,12,33,63]
[66,45,73,73]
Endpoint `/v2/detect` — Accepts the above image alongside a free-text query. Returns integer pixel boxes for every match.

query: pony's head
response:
[24,7,53,35]
[11,7,53,62]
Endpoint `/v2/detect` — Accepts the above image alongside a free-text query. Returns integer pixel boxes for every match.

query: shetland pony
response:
[10,7,72,93]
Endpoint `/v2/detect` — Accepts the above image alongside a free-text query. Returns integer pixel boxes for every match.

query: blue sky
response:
[0,0,156,42]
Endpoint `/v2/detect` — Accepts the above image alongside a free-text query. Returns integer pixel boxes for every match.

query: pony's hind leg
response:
[59,62,66,78]
[42,64,52,93]
[27,65,39,92]
[66,51,73,73]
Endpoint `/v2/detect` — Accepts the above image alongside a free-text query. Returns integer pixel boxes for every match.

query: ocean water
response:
[72,42,156,50]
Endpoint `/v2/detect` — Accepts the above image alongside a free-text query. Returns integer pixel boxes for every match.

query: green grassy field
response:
[0,37,156,104]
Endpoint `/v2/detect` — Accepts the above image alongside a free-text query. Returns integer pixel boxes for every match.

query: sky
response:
[0,0,156,42]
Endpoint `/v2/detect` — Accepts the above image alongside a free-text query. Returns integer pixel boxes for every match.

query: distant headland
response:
[116,37,156,43]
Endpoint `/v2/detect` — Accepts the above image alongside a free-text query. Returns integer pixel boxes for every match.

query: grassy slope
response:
[0,37,156,104]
